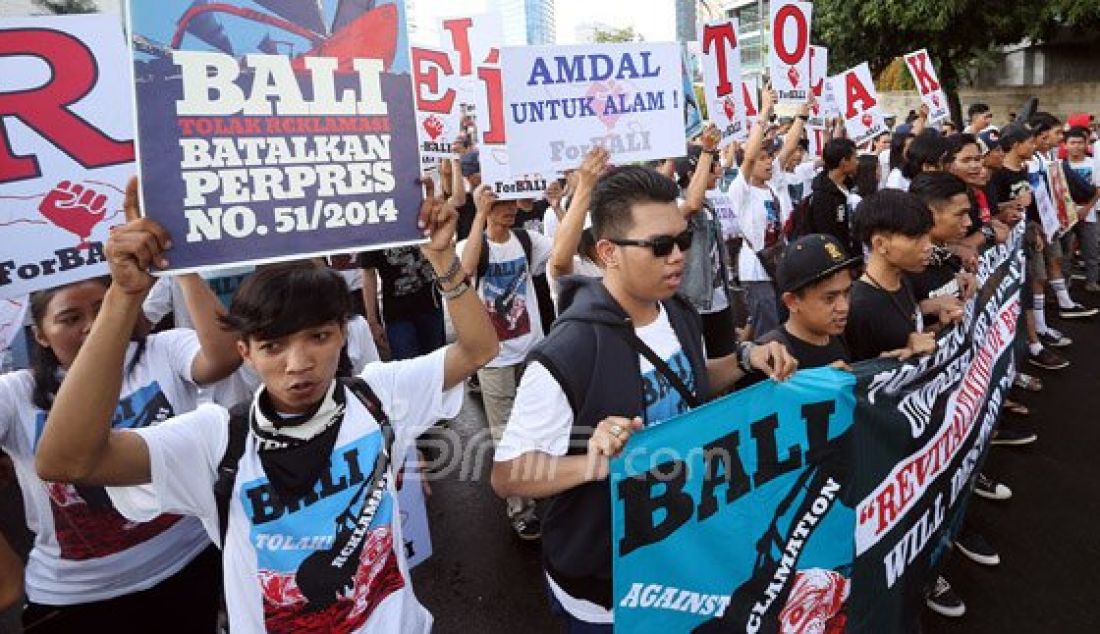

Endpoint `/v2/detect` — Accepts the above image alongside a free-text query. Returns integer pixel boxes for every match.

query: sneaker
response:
[1013,373,1043,392]
[974,472,1012,501]
[1037,328,1072,348]
[992,427,1038,446]
[1028,347,1069,370]
[1070,272,1086,282]
[926,576,966,618]
[954,529,1001,566]
[511,514,541,541]
[1058,302,1099,319]
[1085,282,1100,293]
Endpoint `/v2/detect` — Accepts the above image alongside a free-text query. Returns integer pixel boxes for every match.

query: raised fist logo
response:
[38,181,108,248]
[787,66,800,88]
[723,96,736,121]
[860,112,874,128]
[423,115,445,141]
[931,93,941,108]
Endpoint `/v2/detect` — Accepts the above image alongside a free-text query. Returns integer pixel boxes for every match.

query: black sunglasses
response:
[609,229,693,257]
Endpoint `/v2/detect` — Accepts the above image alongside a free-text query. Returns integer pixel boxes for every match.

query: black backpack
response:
[784,193,815,240]
[476,229,556,336]
[212,376,391,547]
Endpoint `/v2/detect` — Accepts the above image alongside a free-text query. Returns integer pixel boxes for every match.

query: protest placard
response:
[903,49,949,124]
[437,12,503,104]
[0,296,27,351]
[472,62,554,200]
[768,0,813,104]
[831,62,888,145]
[395,447,433,569]
[500,42,686,176]
[807,45,829,127]
[411,46,462,159]
[611,368,857,633]
[700,19,746,149]
[0,14,134,300]
[127,0,423,273]
[681,42,704,140]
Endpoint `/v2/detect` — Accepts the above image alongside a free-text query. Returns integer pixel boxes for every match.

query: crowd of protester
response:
[1,85,1098,633]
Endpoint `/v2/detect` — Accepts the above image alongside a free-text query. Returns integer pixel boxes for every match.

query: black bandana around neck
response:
[250,380,347,499]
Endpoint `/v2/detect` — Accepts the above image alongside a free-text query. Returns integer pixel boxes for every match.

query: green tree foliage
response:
[33,0,97,13]
[813,0,1100,123]
[589,25,643,43]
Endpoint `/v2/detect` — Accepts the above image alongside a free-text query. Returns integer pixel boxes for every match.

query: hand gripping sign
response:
[411,46,462,159]
[831,62,888,145]
[903,49,950,125]
[701,19,746,149]
[768,0,813,105]
[0,14,134,300]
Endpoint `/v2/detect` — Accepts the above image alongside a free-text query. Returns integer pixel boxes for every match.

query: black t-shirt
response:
[758,326,850,369]
[844,278,922,362]
[456,198,478,242]
[907,249,962,302]
[988,165,1038,223]
[359,246,439,323]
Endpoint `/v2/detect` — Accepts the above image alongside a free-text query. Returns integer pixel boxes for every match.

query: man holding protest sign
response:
[491,165,797,630]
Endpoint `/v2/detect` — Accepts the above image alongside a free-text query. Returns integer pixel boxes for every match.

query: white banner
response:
[473,63,553,200]
[500,42,686,176]
[0,296,27,351]
[395,448,433,569]
[903,49,949,125]
[411,46,463,159]
[808,45,830,127]
[831,62,888,145]
[0,14,133,300]
[701,20,746,149]
[437,12,503,104]
[768,0,813,104]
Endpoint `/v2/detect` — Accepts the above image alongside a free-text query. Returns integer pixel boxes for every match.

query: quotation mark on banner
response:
[423,115,445,140]
[38,181,108,248]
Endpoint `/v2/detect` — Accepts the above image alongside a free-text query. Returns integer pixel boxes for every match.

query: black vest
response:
[528,282,709,608]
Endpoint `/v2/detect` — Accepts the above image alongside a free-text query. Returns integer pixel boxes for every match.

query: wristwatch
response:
[736,341,756,373]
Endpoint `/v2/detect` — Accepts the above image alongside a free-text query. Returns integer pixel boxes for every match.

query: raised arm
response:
[548,146,608,279]
[417,180,499,390]
[459,185,494,278]
[36,196,171,486]
[740,85,778,175]
[176,273,241,385]
[680,124,721,216]
[445,153,466,208]
[776,98,812,168]
[912,103,929,136]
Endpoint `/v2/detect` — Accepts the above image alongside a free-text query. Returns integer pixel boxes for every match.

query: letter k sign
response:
[907,52,940,96]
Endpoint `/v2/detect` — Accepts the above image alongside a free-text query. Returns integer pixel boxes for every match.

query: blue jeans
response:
[385,309,445,360]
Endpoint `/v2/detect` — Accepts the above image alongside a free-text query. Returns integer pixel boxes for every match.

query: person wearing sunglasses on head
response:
[490,165,798,632]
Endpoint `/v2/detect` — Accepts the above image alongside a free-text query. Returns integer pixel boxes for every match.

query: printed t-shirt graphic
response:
[482,255,532,341]
[36,380,182,560]
[242,432,404,632]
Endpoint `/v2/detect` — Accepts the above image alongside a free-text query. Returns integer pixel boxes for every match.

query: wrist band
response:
[797,114,810,122]
[437,276,471,300]
[436,257,463,283]
[737,341,756,373]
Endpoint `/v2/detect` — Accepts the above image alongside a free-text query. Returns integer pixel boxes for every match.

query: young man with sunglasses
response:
[491,166,797,631]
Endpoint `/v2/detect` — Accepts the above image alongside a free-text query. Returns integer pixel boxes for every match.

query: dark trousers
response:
[386,308,446,360]
[24,545,220,634]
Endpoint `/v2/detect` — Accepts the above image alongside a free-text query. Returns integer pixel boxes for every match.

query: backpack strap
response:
[515,229,557,333]
[214,402,251,548]
[212,378,393,548]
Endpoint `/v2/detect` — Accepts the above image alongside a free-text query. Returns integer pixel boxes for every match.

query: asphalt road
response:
[415,293,1100,634]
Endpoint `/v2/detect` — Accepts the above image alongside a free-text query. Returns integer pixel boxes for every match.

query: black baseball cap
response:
[776,234,861,294]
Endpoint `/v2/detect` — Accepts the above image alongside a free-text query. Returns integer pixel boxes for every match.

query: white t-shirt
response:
[495,305,697,624]
[884,167,910,191]
[543,206,562,240]
[770,158,816,220]
[727,173,782,282]
[878,150,892,191]
[143,267,253,329]
[0,330,211,605]
[108,347,462,634]
[206,315,381,408]
[1068,159,1098,223]
[458,232,553,367]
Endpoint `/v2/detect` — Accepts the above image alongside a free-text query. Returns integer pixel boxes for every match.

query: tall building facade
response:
[719,0,767,75]
[676,0,697,42]
[491,0,555,45]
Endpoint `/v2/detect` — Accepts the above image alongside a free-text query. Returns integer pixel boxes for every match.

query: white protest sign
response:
[807,45,830,127]
[903,49,949,124]
[473,63,553,200]
[395,448,433,568]
[0,14,134,300]
[438,13,504,104]
[411,46,463,159]
[500,42,685,175]
[768,0,813,104]
[0,296,27,350]
[831,62,888,145]
[735,77,761,141]
[701,19,746,149]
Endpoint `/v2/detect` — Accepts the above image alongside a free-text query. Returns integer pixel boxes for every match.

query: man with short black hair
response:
[1065,126,1100,291]
[965,103,993,135]
[491,166,797,631]
[808,138,861,255]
